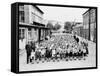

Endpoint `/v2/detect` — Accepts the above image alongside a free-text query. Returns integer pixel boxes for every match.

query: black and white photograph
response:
[11,2,97,73]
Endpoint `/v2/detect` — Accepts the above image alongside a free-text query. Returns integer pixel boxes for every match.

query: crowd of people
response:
[25,34,89,64]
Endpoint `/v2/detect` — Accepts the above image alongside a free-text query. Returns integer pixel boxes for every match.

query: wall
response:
[30,5,43,24]
[83,8,96,42]
[90,9,96,42]
[83,10,89,40]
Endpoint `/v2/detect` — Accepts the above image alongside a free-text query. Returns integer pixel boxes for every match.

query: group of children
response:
[29,36,89,64]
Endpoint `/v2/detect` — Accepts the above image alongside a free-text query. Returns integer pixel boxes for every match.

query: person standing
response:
[73,32,79,43]
[30,42,36,63]
[25,42,32,64]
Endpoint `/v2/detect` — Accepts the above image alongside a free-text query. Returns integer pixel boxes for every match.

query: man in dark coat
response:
[73,35,79,43]
[31,42,35,52]
[25,42,32,64]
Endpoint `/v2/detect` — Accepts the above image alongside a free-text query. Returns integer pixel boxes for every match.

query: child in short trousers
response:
[30,49,35,63]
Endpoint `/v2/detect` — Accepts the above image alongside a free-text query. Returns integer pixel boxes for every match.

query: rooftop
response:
[33,5,44,14]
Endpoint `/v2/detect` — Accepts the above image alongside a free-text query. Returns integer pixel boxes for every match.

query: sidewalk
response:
[19,49,26,56]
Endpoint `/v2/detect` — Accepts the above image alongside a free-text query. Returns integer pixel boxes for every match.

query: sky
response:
[38,5,89,23]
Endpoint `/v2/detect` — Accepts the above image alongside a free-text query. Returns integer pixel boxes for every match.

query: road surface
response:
[19,35,96,71]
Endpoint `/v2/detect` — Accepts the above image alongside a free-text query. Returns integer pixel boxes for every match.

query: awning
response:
[33,21,45,27]
[19,22,50,29]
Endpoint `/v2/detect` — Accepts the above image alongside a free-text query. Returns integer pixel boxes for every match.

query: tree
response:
[53,23,61,31]
[46,22,53,30]
[64,22,71,30]
[64,22,72,33]
[71,22,77,30]
[46,22,53,37]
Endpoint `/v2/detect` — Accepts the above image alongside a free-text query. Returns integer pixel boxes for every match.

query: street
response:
[19,34,96,71]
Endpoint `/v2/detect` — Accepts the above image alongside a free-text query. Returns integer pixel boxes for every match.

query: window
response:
[19,11,24,23]
[19,29,25,39]
[19,5,24,11]
[28,28,32,39]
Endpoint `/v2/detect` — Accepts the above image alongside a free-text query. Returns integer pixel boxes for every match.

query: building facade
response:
[73,23,83,37]
[83,8,96,42]
[90,9,96,42]
[83,11,89,40]
[19,4,50,50]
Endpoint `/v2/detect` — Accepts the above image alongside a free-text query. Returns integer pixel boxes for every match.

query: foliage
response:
[46,22,53,29]
[64,22,72,30]
[53,23,61,31]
